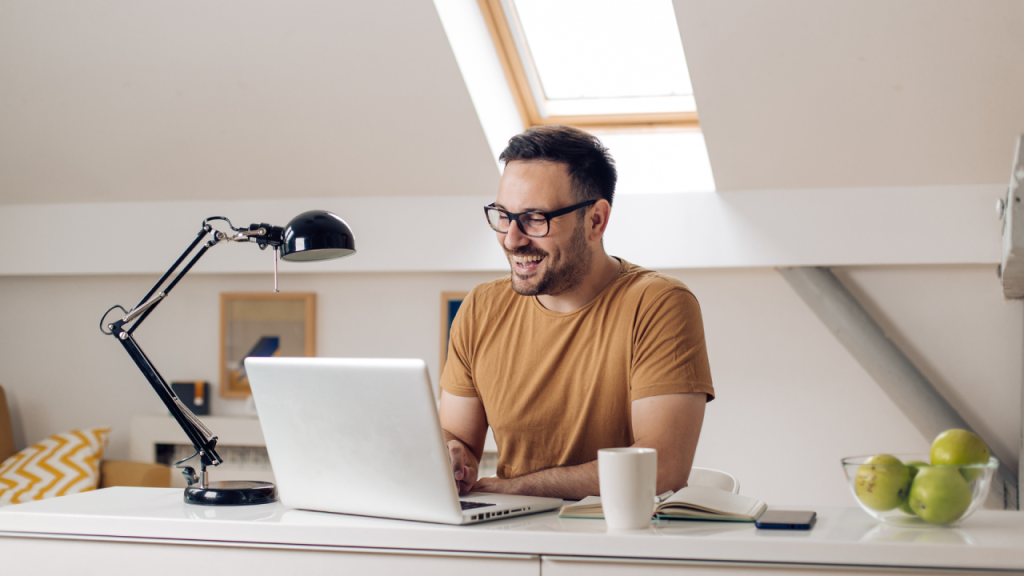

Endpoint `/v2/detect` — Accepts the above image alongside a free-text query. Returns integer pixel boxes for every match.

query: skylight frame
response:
[477,0,699,130]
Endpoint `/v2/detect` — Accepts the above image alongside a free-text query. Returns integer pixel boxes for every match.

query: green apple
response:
[897,461,927,515]
[931,429,989,482]
[855,454,912,511]
[907,467,972,524]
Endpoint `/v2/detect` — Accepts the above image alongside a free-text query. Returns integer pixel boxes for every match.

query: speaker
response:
[171,381,210,416]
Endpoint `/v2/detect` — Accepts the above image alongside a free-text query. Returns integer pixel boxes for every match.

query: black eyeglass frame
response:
[484,199,598,238]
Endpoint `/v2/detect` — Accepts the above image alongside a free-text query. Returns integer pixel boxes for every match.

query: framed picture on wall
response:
[439,291,468,383]
[220,292,316,398]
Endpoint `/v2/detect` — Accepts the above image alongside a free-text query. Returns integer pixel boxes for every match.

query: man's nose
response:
[503,220,530,251]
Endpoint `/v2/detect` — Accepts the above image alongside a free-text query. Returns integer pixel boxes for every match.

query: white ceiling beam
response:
[0,184,1000,276]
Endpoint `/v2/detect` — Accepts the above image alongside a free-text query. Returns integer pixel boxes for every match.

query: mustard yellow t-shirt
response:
[440,259,714,480]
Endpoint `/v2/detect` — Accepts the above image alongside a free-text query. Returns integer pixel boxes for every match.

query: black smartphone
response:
[755,510,816,530]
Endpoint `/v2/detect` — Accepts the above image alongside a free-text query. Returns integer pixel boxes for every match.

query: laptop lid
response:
[245,357,465,524]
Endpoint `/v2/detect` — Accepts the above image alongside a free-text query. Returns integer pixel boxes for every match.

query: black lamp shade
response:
[280,210,356,262]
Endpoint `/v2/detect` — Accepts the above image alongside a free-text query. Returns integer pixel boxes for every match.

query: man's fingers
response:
[447,440,483,493]
[456,465,471,492]
[448,441,466,480]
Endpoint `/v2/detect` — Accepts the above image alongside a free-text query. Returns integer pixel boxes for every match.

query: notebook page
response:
[661,486,764,517]
[558,495,605,518]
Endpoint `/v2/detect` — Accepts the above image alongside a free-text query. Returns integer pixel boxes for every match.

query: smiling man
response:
[439,125,714,500]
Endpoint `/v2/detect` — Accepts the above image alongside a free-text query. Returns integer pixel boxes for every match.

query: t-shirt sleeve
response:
[630,288,715,402]
[439,290,479,398]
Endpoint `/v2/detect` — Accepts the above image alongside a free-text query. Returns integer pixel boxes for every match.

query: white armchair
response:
[688,467,740,494]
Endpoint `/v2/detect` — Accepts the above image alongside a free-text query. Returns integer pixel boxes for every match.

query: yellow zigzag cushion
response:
[0,427,110,506]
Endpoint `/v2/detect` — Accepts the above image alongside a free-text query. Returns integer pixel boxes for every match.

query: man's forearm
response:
[491,461,600,500]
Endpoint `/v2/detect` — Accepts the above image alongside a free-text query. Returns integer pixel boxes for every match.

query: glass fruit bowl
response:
[841,454,998,526]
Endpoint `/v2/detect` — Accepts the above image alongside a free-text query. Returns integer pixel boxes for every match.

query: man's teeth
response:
[514,255,543,263]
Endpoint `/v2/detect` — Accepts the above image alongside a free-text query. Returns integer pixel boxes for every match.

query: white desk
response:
[2,488,1023,575]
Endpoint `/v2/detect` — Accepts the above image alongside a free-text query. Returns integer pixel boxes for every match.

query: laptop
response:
[244,357,563,525]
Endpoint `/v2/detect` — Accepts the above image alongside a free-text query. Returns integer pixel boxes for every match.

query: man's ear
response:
[587,199,612,242]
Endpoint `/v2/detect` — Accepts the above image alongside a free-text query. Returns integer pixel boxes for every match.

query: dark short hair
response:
[499,125,617,207]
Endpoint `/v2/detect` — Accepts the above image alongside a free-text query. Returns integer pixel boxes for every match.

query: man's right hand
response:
[447,438,479,492]
[440,391,488,493]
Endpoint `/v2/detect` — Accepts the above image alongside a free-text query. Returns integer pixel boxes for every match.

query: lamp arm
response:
[129,226,211,316]
[116,332,222,470]
[103,222,229,477]
[125,242,214,336]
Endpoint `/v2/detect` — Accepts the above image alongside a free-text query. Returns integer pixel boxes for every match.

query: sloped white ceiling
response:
[0,1,499,204]
[4,1,1022,205]
[675,0,1024,190]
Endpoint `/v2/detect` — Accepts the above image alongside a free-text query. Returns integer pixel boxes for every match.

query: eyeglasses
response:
[484,200,597,238]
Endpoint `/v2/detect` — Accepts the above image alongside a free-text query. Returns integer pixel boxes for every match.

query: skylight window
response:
[433,0,715,191]
[479,0,698,128]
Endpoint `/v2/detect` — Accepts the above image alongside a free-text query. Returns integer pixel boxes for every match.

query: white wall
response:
[834,266,1023,472]
[677,265,1020,506]
[0,270,499,462]
[1,263,1016,508]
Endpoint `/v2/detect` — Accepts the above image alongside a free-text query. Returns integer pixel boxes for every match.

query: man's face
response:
[494,160,593,297]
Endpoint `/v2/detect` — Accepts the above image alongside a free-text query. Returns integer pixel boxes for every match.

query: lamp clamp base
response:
[184,480,278,506]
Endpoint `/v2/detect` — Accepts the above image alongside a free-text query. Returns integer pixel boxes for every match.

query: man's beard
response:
[507,220,592,297]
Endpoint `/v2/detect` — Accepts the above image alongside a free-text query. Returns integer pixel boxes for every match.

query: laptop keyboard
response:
[460,501,495,510]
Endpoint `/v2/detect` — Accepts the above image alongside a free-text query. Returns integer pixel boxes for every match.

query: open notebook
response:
[559,486,767,522]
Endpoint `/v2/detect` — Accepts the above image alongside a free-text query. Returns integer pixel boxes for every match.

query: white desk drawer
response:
[542,556,1020,576]
[0,535,540,576]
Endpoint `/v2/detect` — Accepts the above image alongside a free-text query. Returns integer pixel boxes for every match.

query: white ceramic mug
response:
[598,447,657,530]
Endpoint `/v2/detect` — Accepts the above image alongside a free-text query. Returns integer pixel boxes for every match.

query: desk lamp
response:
[100,210,355,505]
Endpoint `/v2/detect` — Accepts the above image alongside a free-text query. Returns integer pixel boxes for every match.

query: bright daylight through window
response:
[481,0,697,128]
[439,0,716,192]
